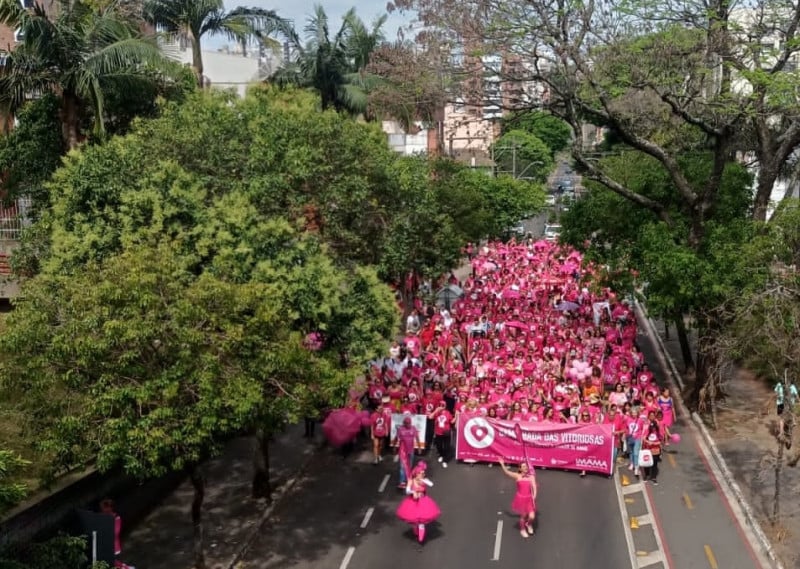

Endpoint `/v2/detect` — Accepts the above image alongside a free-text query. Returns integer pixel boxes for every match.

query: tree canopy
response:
[0,0,182,149]
[270,6,386,114]
[501,111,571,157]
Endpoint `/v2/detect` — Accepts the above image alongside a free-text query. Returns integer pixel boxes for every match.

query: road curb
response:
[634,300,784,569]
[225,447,318,569]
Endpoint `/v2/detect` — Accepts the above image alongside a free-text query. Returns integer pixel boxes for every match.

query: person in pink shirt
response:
[370,399,390,464]
[393,414,421,488]
[625,407,647,477]
[431,401,454,468]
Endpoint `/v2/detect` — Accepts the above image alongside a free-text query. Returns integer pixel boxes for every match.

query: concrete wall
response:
[0,467,185,549]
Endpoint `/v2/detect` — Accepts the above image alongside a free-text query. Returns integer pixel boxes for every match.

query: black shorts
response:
[778,403,785,416]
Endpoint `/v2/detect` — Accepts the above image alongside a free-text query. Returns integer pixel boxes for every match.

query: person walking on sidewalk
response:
[498,458,538,538]
[394,413,421,488]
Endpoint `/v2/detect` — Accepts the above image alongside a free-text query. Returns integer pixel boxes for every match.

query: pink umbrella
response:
[322,409,363,448]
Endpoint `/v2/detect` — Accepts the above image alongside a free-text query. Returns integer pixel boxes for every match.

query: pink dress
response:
[510,475,537,515]
[657,397,674,428]
[397,480,441,524]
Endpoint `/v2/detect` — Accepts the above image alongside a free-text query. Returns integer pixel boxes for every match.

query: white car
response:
[544,224,562,241]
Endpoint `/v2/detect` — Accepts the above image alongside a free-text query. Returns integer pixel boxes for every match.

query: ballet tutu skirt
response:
[397,495,441,524]
[511,493,536,515]
[511,477,536,515]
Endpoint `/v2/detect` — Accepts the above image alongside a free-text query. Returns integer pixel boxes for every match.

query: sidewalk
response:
[635,307,778,569]
[123,424,322,569]
[645,315,798,569]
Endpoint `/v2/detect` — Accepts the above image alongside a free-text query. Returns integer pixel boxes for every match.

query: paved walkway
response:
[123,424,325,569]
[633,307,774,569]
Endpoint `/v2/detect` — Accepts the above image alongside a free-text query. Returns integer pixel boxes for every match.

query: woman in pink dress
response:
[396,461,441,544]
[656,387,675,429]
[498,458,538,538]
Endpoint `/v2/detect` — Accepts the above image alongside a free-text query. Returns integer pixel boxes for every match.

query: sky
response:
[213,0,416,48]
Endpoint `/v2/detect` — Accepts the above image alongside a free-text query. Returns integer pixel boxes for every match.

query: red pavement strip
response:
[637,300,772,569]
[642,481,677,569]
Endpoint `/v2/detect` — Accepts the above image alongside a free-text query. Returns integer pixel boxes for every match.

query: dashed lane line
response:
[339,546,356,569]
[705,545,719,569]
[667,454,677,469]
[360,507,374,529]
[378,474,390,493]
[491,519,504,561]
[683,493,694,510]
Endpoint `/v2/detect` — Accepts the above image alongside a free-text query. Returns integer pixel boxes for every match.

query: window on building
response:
[20,0,35,8]
[14,28,24,42]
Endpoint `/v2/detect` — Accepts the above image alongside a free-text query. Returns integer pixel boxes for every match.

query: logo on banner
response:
[575,458,608,470]
[463,417,495,449]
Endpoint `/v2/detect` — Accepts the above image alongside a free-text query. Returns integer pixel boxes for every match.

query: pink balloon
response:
[577,372,586,381]
[670,433,681,444]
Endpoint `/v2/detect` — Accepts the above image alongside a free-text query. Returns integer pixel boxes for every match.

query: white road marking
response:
[339,546,356,569]
[360,507,374,529]
[492,520,503,561]
[378,474,390,493]
[393,454,399,463]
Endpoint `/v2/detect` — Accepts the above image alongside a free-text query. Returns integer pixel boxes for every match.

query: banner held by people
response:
[456,413,614,475]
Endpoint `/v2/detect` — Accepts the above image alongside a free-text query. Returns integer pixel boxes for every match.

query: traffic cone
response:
[622,474,631,486]
[630,517,639,529]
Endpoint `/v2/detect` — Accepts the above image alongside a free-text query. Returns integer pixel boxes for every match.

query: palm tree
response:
[271,5,385,114]
[143,0,297,87]
[0,0,178,149]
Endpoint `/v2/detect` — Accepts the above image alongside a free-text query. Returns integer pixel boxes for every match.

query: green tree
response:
[2,246,264,569]
[396,0,800,222]
[560,150,754,381]
[143,0,297,87]
[0,0,178,149]
[271,5,385,113]
[491,130,553,182]
[501,110,571,157]
[0,449,29,514]
[0,535,90,569]
[0,95,62,210]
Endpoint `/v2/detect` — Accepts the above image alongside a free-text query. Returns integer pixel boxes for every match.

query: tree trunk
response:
[189,31,205,88]
[673,313,694,375]
[251,430,272,501]
[189,465,207,569]
[753,163,781,222]
[61,92,80,150]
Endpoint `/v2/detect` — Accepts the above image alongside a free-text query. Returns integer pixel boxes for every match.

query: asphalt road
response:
[241,446,631,569]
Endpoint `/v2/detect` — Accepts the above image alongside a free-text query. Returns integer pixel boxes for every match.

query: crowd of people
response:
[355,239,678,542]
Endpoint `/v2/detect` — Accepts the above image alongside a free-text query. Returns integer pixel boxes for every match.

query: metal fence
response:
[0,197,31,241]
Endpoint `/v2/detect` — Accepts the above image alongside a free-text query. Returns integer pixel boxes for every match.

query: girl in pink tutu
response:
[498,458,538,538]
[396,461,441,544]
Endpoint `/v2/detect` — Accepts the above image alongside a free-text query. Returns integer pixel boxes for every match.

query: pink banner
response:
[455,413,615,475]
